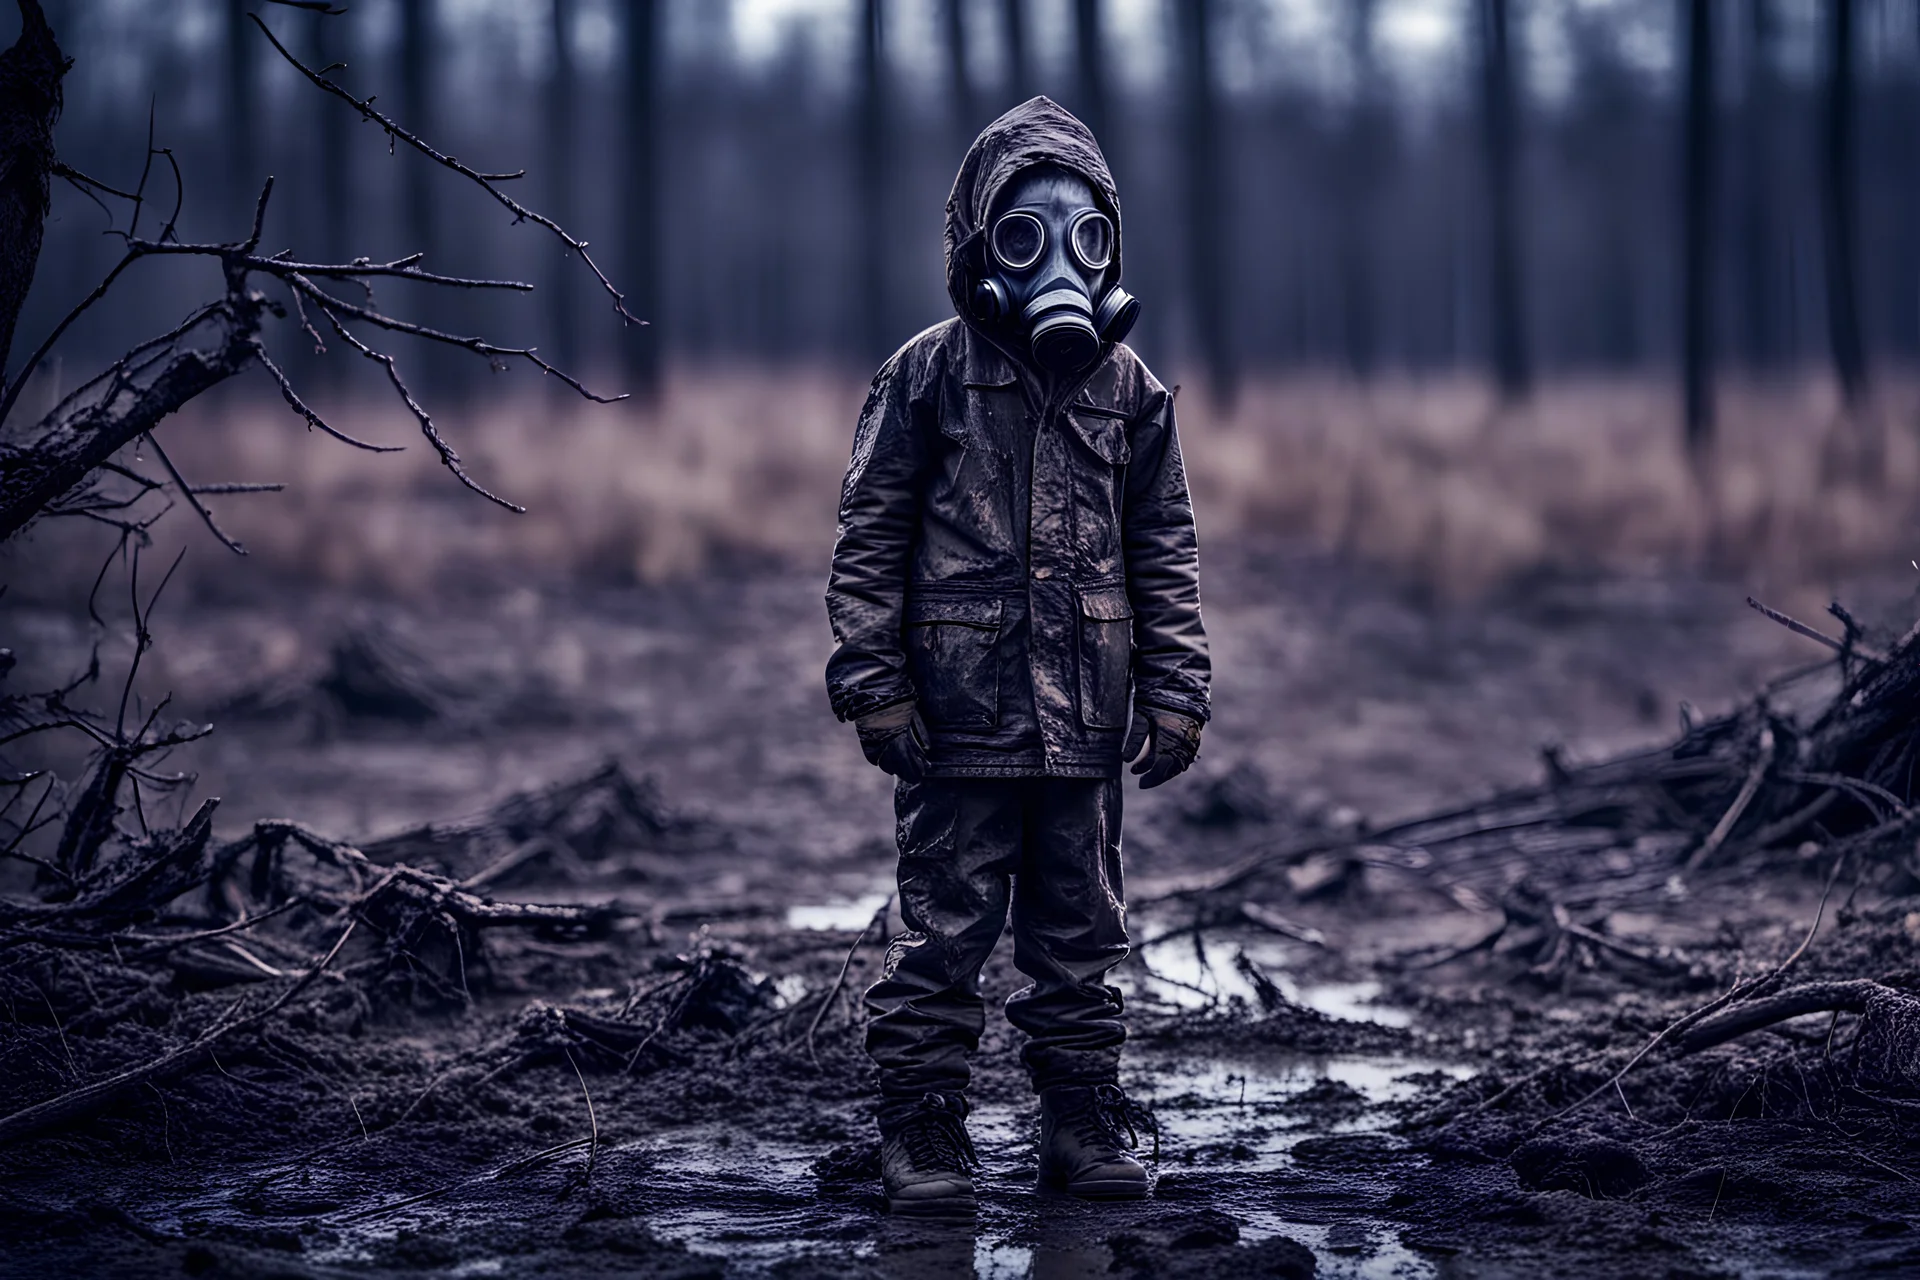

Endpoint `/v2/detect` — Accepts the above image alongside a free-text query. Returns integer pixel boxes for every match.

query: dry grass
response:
[1182,372,1920,601]
[6,365,1919,602]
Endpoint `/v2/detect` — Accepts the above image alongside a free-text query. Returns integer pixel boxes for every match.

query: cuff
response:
[1136,693,1209,726]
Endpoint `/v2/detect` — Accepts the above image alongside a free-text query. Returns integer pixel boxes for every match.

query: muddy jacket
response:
[825,97,1210,777]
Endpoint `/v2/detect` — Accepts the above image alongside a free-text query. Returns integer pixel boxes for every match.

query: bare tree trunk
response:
[1176,0,1234,404]
[397,0,449,393]
[858,0,888,363]
[224,0,256,222]
[312,12,349,265]
[1737,0,1779,373]
[311,10,350,386]
[0,0,63,385]
[1002,0,1029,107]
[546,0,579,386]
[1072,0,1109,151]
[398,0,434,257]
[945,0,978,152]
[1337,0,1381,379]
[623,0,661,397]
[1681,0,1716,454]
[1479,0,1530,401]
[1821,0,1867,406]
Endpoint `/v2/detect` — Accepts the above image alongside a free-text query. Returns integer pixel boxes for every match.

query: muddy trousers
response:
[865,776,1129,1120]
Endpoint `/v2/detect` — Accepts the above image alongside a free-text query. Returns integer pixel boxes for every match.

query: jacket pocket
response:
[1066,411,1132,465]
[1076,586,1134,729]
[905,597,1003,730]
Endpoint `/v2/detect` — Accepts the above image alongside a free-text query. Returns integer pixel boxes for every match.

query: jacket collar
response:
[956,319,1118,412]
[957,323,1023,390]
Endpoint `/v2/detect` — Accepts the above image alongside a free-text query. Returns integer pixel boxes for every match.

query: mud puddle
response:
[301,1060,1459,1276]
[784,894,1409,1030]
[1125,937,1412,1028]
[786,891,892,932]
[117,1028,1470,1279]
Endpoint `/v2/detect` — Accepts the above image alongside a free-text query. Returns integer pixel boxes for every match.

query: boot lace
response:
[899,1094,981,1172]
[1067,1084,1161,1162]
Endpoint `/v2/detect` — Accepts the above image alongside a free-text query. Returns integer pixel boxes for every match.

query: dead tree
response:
[0,0,62,380]
[1737,0,1781,373]
[1479,0,1531,402]
[0,0,639,546]
[1072,0,1109,157]
[1177,0,1236,405]
[857,0,889,364]
[1821,0,1868,407]
[945,0,980,153]
[0,1,650,1153]
[623,0,662,398]
[312,7,351,271]
[1337,0,1384,380]
[396,0,450,394]
[1001,0,1030,108]
[223,0,257,220]
[546,0,580,381]
[1681,0,1716,454]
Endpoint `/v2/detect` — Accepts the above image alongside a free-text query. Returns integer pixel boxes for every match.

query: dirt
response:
[5,542,1919,1278]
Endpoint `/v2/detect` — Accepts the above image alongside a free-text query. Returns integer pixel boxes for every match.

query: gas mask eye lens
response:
[1069,211,1113,271]
[990,211,1046,272]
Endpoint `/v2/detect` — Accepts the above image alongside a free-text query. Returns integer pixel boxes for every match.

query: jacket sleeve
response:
[1122,389,1211,723]
[824,353,929,722]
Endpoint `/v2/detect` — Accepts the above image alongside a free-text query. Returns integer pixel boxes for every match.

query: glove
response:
[855,701,931,783]
[1124,705,1202,790]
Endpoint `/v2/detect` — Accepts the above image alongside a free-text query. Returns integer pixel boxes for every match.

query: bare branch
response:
[248,13,645,328]
[314,305,523,512]
[0,249,139,429]
[123,237,534,292]
[95,460,164,490]
[282,282,325,353]
[116,543,187,738]
[0,296,262,541]
[127,101,158,242]
[3,3,637,540]
[51,164,122,227]
[50,161,138,204]
[246,338,400,454]
[0,917,359,1147]
[1746,596,1889,664]
[144,431,246,555]
[153,147,184,244]
[241,176,274,253]
[293,273,622,403]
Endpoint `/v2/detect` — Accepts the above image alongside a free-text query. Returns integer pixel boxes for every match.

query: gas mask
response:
[969,167,1139,375]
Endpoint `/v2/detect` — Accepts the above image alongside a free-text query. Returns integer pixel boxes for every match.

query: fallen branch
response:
[1674,979,1885,1056]
[0,917,356,1146]
[1686,726,1776,871]
[1535,848,1848,1131]
[1747,596,1888,665]
[805,893,892,1069]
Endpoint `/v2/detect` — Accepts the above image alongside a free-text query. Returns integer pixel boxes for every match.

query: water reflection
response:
[786,891,892,931]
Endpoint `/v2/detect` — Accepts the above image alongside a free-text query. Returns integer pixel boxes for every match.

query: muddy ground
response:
[5,543,1919,1278]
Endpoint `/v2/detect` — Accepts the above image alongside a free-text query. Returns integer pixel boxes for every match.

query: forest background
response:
[6,0,1920,602]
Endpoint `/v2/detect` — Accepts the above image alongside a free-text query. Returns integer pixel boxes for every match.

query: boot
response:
[1038,1083,1155,1199]
[878,1092,980,1218]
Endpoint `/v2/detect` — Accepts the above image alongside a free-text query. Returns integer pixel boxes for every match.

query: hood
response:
[943,96,1123,326]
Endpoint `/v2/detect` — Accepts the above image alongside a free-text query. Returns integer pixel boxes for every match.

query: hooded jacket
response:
[825,97,1210,777]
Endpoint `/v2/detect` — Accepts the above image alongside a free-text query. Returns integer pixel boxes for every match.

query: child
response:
[824,97,1210,1217]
